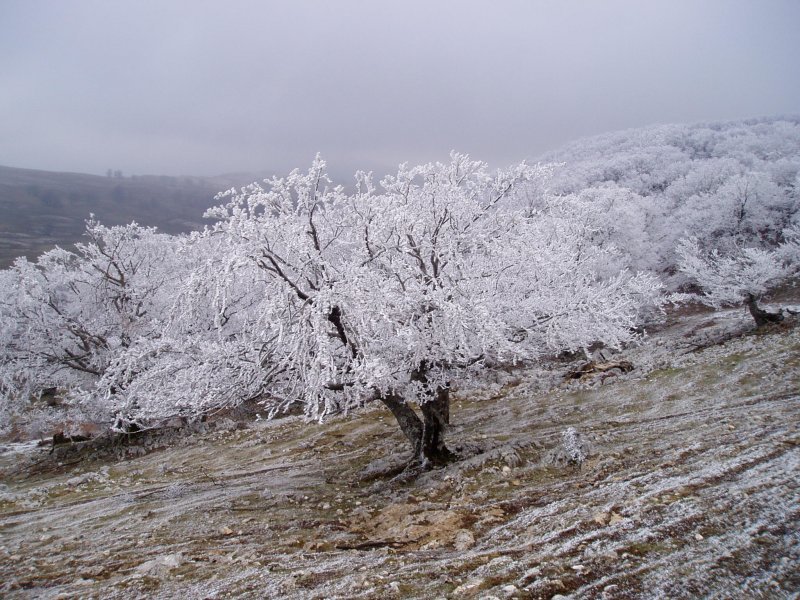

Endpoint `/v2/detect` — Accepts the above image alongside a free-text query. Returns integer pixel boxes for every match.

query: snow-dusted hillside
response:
[1,306,798,599]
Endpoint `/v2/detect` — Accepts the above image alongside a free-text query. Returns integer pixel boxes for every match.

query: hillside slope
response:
[1,306,798,599]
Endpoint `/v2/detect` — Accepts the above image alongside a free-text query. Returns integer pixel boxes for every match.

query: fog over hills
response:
[0,163,373,268]
[0,166,269,268]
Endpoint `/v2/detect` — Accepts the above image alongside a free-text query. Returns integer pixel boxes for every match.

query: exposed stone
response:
[454,529,476,551]
[452,578,485,595]
[608,512,624,525]
[593,511,611,525]
[501,583,519,597]
[593,510,624,526]
[134,553,184,578]
[357,503,468,550]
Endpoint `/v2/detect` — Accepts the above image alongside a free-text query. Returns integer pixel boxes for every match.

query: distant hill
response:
[0,166,265,268]
[532,116,800,284]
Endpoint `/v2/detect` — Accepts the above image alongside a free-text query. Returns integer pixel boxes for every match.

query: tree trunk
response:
[379,393,423,457]
[746,294,783,327]
[418,384,453,465]
[378,385,453,467]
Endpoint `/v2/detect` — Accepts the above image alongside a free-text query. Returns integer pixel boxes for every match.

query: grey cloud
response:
[1,0,799,178]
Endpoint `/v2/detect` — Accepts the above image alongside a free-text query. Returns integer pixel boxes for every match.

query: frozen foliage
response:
[547,426,590,468]
[561,427,587,467]
[1,307,797,599]
[202,153,661,461]
[676,233,799,325]
[540,117,800,284]
[0,154,661,459]
[0,221,184,431]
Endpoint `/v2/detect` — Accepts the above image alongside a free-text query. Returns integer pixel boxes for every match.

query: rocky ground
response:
[1,305,799,599]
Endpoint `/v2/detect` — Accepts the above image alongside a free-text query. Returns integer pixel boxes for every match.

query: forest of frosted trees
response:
[1,117,798,464]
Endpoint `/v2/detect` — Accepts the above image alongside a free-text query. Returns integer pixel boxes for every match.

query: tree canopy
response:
[0,154,662,462]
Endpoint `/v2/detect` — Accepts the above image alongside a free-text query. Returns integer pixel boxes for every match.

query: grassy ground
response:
[1,307,798,599]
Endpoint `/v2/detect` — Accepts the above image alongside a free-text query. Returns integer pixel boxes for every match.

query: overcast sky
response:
[1,0,799,179]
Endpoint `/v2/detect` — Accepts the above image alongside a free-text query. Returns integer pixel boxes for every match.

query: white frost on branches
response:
[204,153,662,422]
[675,235,798,309]
[0,221,181,430]
[1,154,663,437]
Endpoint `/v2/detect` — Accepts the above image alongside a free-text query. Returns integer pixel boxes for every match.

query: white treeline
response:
[540,116,800,283]
[1,116,799,458]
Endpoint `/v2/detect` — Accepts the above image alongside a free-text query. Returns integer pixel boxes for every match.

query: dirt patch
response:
[353,502,471,551]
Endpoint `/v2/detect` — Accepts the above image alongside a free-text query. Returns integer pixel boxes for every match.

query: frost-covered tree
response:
[94,231,270,427]
[0,221,183,433]
[1,154,663,461]
[675,233,799,326]
[206,153,662,465]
